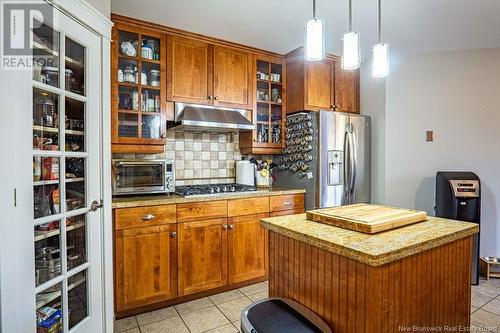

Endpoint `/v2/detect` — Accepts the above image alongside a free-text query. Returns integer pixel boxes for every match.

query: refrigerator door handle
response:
[343,131,350,199]
[348,129,356,197]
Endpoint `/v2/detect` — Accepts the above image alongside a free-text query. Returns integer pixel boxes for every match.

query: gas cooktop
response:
[174,183,257,197]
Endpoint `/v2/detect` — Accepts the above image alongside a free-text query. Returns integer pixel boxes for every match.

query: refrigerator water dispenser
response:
[327,150,344,186]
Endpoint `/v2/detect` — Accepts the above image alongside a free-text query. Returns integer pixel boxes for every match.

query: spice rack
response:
[111,22,167,153]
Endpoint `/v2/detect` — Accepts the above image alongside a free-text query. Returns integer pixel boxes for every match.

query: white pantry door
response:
[32,12,103,333]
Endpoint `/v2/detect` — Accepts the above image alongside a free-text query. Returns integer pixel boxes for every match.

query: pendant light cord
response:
[378,0,382,43]
[349,0,353,32]
[313,0,317,19]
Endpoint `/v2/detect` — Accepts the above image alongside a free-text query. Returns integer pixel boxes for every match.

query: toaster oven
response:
[112,159,175,195]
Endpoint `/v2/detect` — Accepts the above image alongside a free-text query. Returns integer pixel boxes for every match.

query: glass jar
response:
[34,92,56,127]
[123,66,135,83]
[149,70,160,86]
[141,45,153,60]
[41,66,59,87]
[65,69,74,91]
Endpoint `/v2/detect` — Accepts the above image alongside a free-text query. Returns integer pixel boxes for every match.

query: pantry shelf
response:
[36,275,86,309]
[34,220,86,242]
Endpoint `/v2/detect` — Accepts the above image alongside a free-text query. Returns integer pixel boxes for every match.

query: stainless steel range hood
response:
[168,103,255,132]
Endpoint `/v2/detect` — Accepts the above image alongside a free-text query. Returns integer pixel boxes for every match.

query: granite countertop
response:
[112,188,306,209]
[260,213,479,266]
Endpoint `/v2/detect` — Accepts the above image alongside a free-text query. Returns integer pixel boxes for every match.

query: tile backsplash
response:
[113,130,272,186]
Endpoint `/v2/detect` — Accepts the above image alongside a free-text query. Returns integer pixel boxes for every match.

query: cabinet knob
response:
[223,224,228,230]
[142,214,155,221]
[170,231,177,238]
[214,96,218,100]
[228,224,234,230]
[208,95,213,100]
[161,134,166,138]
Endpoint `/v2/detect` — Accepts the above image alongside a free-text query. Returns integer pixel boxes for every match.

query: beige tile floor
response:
[115,279,500,333]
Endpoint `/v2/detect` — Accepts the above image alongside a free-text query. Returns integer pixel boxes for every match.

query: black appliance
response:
[435,171,480,285]
[174,183,256,197]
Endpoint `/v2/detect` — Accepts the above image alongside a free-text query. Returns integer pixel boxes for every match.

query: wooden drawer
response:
[177,200,227,222]
[228,197,270,217]
[114,205,177,230]
[270,209,304,217]
[270,194,305,213]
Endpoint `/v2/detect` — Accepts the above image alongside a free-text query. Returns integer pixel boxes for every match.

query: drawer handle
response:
[142,214,155,221]
[283,201,292,206]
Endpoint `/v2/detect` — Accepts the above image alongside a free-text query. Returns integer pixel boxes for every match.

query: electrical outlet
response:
[426,131,434,142]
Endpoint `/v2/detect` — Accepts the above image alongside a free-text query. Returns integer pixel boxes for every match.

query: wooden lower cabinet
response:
[115,224,177,312]
[177,218,228,296]
[228,213,269,284]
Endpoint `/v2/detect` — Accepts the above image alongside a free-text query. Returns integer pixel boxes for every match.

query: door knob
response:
[170,231,177,238]
[208,95,213,100]
[161,134,166,138]
[90,199,103,212]
[228,224,234,230]
[223,224,228,230]
[214,96,218,100]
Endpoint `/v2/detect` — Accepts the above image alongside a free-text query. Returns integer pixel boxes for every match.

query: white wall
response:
[85,0,110,17]
[378,48,500,256]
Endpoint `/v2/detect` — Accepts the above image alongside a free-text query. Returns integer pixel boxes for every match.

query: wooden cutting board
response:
[306,203,427,234]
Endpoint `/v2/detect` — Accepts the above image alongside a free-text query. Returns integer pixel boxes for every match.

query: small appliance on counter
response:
[435,171,481,285]
[236,159,255,186]
[174,183,256,197]
[112,159,175,196]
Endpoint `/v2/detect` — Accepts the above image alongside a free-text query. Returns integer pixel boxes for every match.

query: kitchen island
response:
[261,213,479,333]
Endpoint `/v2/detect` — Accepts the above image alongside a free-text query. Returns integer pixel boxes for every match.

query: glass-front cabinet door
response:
[111,23,167,152]
[32,12,102,333]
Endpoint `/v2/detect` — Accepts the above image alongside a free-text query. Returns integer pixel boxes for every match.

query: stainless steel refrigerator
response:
[273,111,371,210]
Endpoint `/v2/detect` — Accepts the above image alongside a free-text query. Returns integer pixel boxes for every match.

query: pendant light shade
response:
[305,18,325,61]
[342,31,360,69]
[372,0,388,77]
[372,43,389,77]
[341,0,360,69]
[305,0,325,61]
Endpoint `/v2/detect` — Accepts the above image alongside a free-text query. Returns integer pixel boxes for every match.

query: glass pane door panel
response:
[118,113,138,137]
[36,283,63,332]
[32,20,60,87]
[257,123,269,143]
[66,215,87,269]
[271,123,282,144]
[141,114,161,138]
[118,86,138,111]
[66,158,86,212]
[65,98,85,152]
[271,105,282,122]
[68,270,88,329]
[141,36,160,60]
[257,103,269,122]
[34,157,61,219]
[33,89,60,151]
[141,88,160,113]
[257,60,269,80]
[270,63,282,84]
[270,85,282,104]
[65,38,85,96]
[256,81,269,102]
[118,59,138,84]
[142,62,160,87]
[34,223,61,286]
[118,31,138,57]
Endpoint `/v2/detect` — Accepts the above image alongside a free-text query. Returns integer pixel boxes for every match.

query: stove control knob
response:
[209,188,215,194]
[230,186,236,192]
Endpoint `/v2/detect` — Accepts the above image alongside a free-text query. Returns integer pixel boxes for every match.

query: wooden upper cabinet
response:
[177,218,228,296]
[228,213,269,284]
[213,46,253,109]
[167,36,212,105]
[285,47,359,114]
[305,59,334,111]
[334,60,359,113]
[114,224,177,312]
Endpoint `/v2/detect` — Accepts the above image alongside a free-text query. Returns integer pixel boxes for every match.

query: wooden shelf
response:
[34,220,85,242]
[141,58,161,64]
[34,125,85,136]
[118,109,139,114]
[257,78,282,86]
[66,177,84,183]
[33,179,59,186]
[118,82,137,88]
[118,54,138,61]
[142,84,161,90]
[36,274,86,308]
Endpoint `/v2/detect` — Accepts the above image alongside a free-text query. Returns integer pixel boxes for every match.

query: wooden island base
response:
[268,232,473,333]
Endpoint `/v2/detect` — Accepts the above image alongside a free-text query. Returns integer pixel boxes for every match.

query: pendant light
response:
[372,0,389,77]
[305,0,325,61]
[341,0,360,69]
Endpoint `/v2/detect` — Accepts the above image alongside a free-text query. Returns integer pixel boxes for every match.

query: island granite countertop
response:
[260,213,479,266]
[112,187,306,209]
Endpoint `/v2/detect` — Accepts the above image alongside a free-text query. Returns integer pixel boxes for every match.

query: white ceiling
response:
[111,0,500,57]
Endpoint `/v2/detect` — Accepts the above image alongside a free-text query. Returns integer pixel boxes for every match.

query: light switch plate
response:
[426,131,434,142]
